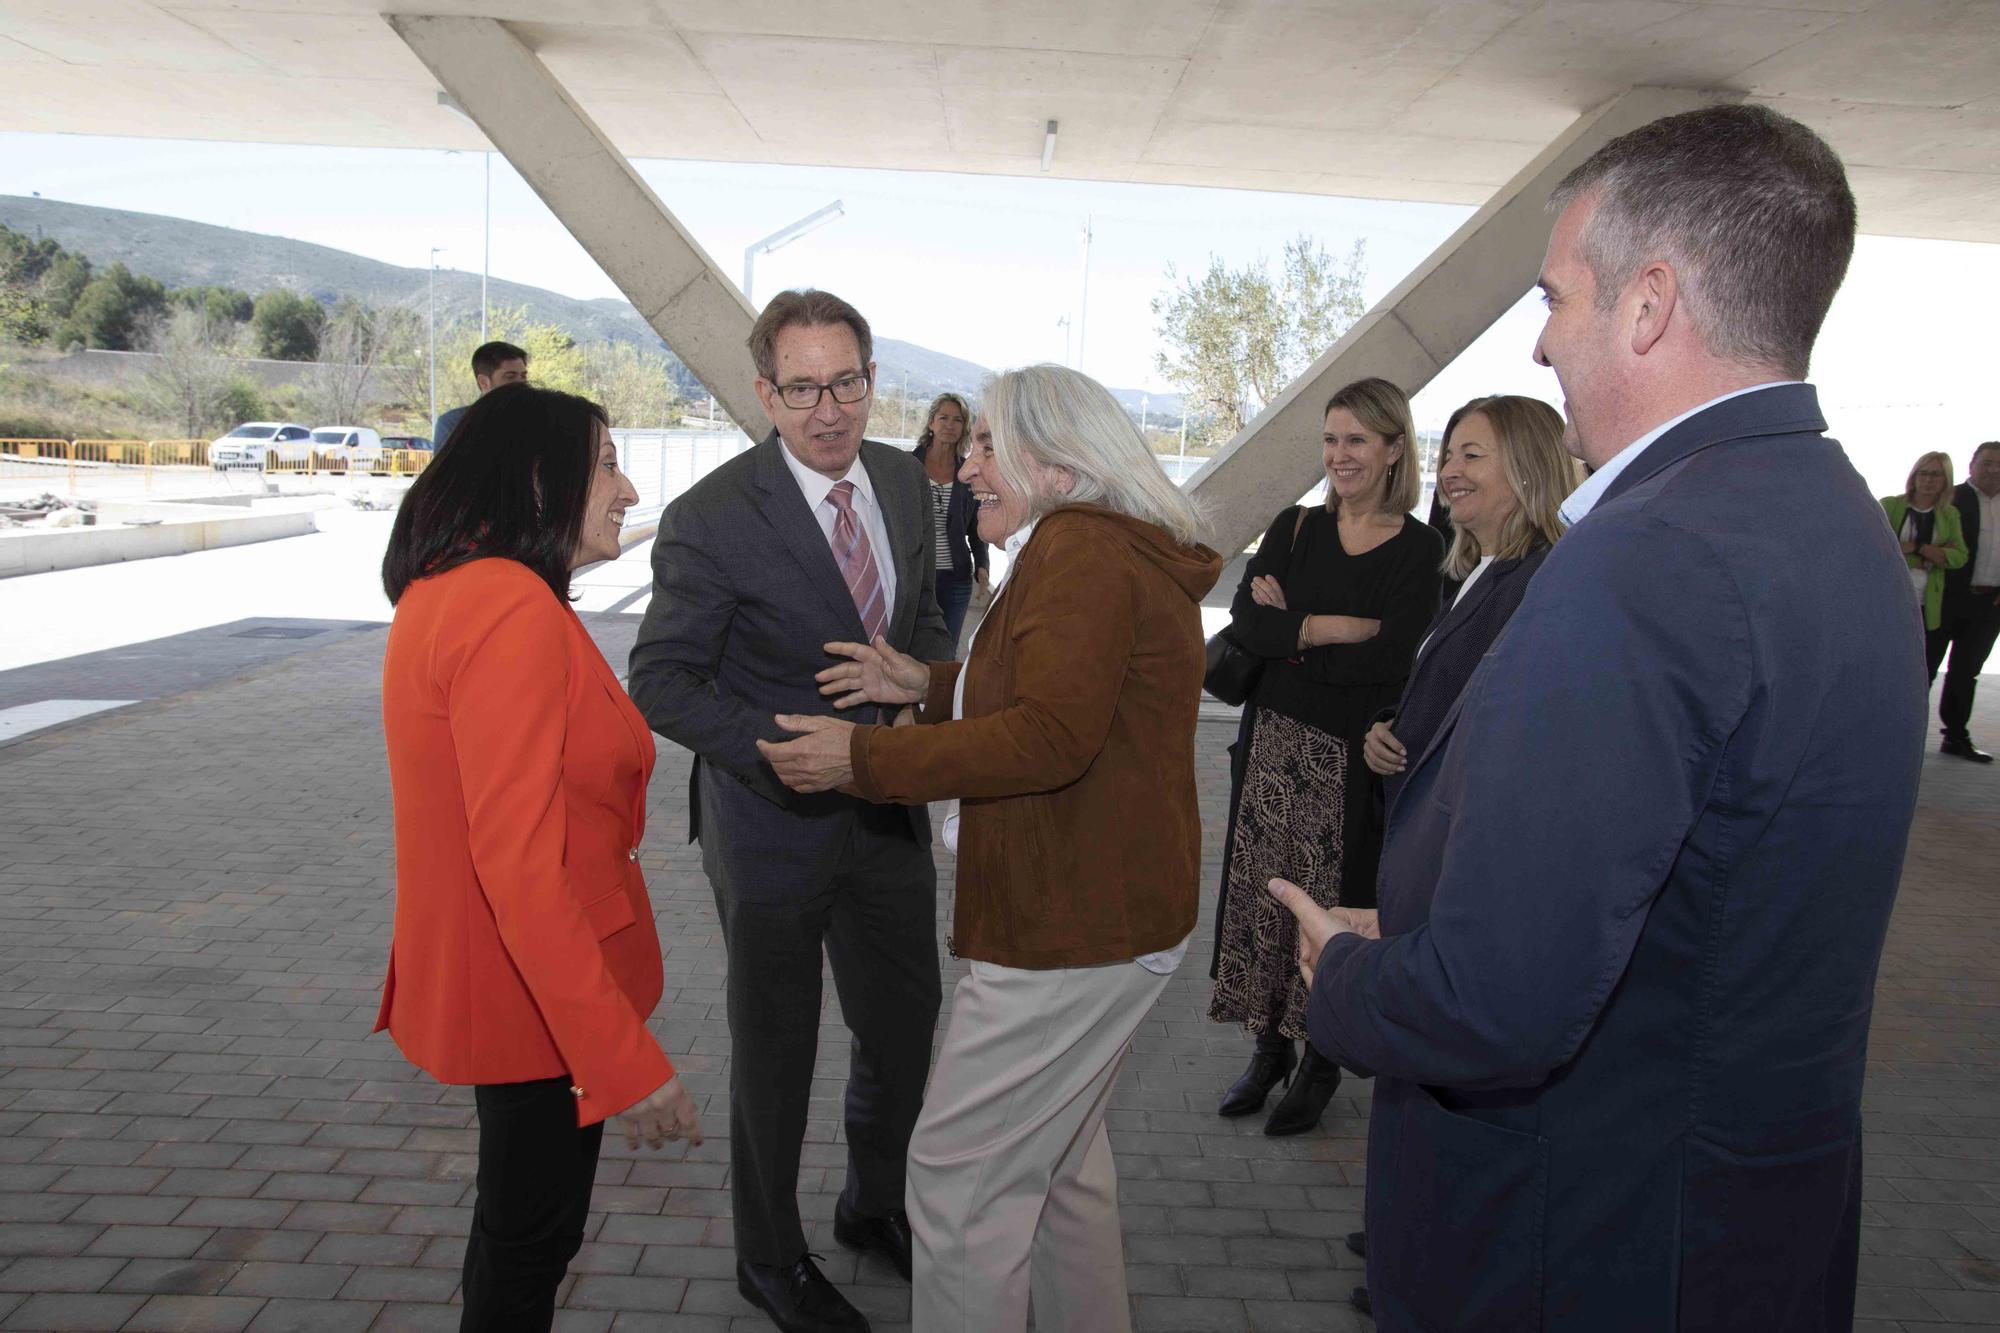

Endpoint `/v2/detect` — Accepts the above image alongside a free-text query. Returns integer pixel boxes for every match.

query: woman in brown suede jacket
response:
[759,364,1220,1333]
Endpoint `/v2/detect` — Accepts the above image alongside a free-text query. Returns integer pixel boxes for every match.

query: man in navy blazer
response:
[1275,105,1925,1331]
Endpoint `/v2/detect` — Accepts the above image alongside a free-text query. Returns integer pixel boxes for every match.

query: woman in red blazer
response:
[377,384,701,1332]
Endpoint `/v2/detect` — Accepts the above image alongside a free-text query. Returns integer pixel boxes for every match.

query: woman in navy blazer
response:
[1364,395,1578,814]
[1345,393,1574,1318]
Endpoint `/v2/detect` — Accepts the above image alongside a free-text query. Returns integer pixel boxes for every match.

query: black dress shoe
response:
[1264,1044,1341,1136]
[1942,734,1995,763]
[1344,1230,1367,1260]
[736,1254,870,1333]
[1352,1285,1373,1319]
[1219,1037,1297,1117]
[833,1197,913,1282]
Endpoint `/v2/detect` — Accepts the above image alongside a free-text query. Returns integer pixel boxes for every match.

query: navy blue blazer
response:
[1377,544,1550,816]
[1308,384,1925,1331]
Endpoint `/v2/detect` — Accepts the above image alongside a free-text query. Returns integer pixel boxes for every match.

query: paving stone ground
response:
[0,616,1995,1333]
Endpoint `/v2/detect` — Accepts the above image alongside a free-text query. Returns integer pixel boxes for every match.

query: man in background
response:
[432,340,529,448]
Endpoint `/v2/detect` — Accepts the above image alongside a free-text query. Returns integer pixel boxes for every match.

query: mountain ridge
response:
[1,193,1178,416]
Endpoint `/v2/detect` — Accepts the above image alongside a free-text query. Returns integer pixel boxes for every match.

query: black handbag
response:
[1202,506,1308,705]
[1202,628,1262,706]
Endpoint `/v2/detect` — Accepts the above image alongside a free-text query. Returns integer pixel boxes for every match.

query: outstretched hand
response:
[817,636,929,710]
[1266,878,1380,987]
[757,714,859,793]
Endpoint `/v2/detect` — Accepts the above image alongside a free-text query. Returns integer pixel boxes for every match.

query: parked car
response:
[210,422,313,470]
[311,426,382,470]
[361,434,432,474]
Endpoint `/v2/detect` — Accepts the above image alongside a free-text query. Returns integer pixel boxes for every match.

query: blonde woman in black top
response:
[1207,377,1442,1136]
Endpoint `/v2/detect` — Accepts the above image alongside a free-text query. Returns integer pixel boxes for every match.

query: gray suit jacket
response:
[628,433,951,895]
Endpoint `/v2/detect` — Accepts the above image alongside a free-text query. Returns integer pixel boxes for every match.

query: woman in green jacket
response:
[1882,450,1967,634]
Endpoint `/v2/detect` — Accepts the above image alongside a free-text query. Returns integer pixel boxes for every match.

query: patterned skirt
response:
[1206,707,1346,1041]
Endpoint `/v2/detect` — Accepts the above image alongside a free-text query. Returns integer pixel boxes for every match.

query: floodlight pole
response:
[743,201,845,307]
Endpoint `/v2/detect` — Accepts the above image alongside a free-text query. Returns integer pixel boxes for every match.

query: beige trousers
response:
[907,956,1171,1332]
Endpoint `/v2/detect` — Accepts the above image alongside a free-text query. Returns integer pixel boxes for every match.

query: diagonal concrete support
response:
[1186,87,1724,556]
[387,15,763,432]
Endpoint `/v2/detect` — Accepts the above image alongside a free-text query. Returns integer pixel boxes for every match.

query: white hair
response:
[983,364,1206,548]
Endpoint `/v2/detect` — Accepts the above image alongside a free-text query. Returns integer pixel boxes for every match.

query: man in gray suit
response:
[629,289,949,1333]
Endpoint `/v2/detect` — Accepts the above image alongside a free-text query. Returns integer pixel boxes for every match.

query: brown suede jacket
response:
[850,504,1222,968]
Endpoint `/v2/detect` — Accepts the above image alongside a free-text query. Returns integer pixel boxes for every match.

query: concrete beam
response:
[1185,87,1724,556]
[386,15,764,433]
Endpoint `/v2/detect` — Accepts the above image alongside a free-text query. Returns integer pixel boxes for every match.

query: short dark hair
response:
[1973,441,2000,465]
[1550,103,1857,379]
[471,340,529,379]
[748,289,872,383]
[381,383,607,605]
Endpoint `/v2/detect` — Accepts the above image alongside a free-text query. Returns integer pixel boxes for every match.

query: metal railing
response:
[609,428,756,526]
[1,436,431,492]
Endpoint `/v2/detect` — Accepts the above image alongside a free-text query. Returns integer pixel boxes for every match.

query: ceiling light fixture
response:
[1041,120,1059,172]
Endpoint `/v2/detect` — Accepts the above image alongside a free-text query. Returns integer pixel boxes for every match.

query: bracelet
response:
[1296,616,1313,651]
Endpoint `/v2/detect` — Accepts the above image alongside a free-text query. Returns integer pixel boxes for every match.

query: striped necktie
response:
[827,480,889,643]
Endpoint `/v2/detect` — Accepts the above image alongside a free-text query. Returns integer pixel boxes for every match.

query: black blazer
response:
[1377,544,1550,817]
[1945,481,1986,599]
[912,441,989,579]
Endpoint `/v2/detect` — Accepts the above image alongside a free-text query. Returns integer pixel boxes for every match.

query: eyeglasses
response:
[773,373,872,410]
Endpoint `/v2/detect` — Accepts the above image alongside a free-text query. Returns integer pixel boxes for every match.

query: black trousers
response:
[461,1075,604,1332]
[710,803,942,1266]
[1927,590,2000,737]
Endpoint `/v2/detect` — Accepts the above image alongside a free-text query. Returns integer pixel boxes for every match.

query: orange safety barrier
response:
[386,449,431,477]
[1,438,77,492]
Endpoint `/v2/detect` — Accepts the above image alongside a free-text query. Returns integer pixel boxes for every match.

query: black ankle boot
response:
[1264,1044,1341,1136]
[1219,1035,1296,1117]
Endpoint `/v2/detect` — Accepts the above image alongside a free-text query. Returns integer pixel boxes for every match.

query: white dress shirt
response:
[1560,382,1801,525]
[778,440,898,615]
[1971,485,2000,587]
[943,519,1190,974]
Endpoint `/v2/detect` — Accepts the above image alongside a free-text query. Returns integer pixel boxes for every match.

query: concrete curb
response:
[0,507,321,578]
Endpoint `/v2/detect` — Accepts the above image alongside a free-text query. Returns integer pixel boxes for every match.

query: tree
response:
[173,285,254,327]
[251,288,325,361]
[301,299,402,425]
[382,306,591,421]
[139,306,244,438]
[1152,235,1367,446]
[60,262,168,351]
[579,340,684,429]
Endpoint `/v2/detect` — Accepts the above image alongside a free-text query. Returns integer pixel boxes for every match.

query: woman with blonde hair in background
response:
[913,391,989,652]
[1881,451,1967,643]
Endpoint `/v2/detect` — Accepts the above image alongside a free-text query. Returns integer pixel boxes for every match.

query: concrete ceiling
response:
[3,0,1997,242]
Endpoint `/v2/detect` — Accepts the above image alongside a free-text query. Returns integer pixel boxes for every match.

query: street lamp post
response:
[428,247,445,431]
[743,201,845,307]
[481,152,490,343]
[435,95,492,342]
[1077,214,1094,373]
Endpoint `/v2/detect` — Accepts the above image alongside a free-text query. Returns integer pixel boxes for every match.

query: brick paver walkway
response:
[0,617,1994,1331]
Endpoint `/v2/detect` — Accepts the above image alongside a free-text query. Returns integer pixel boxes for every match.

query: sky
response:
[3,131,1995,497]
